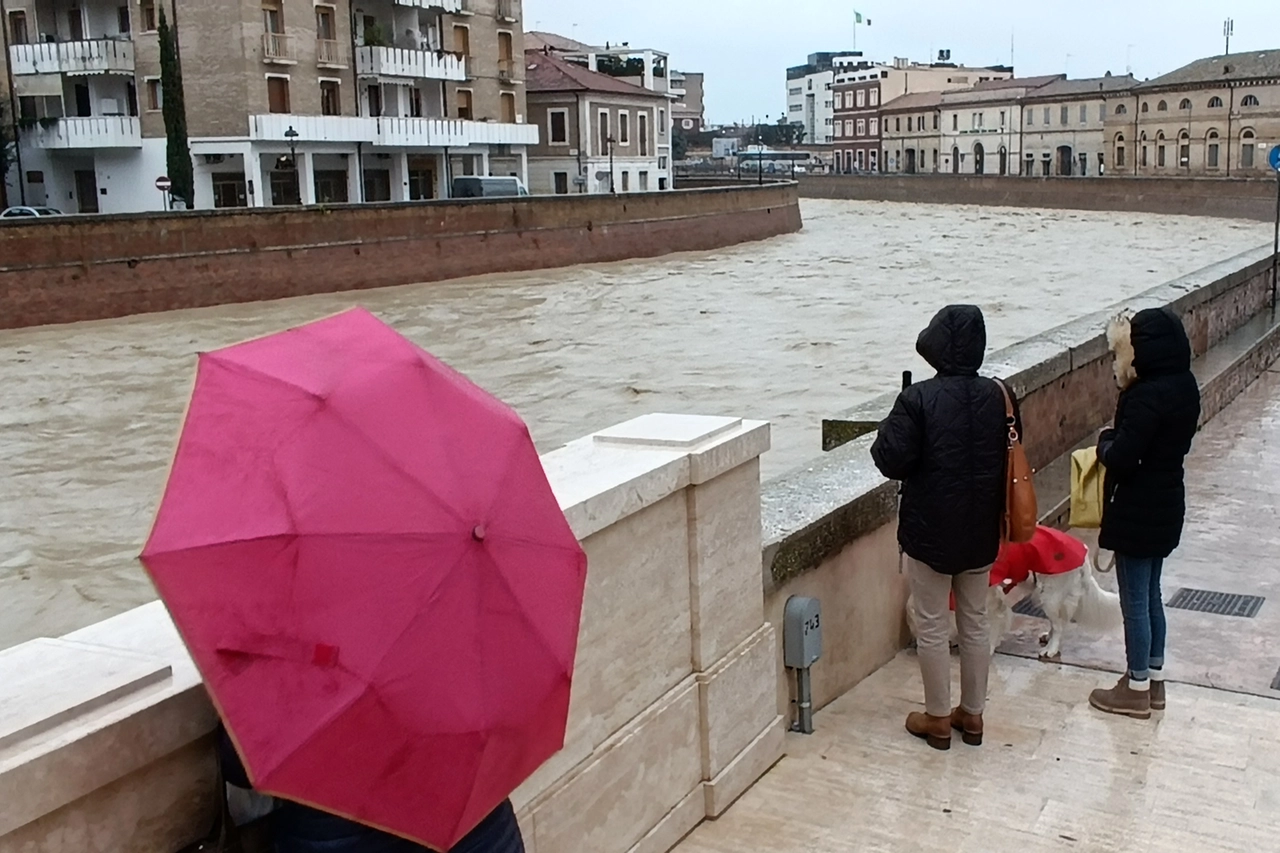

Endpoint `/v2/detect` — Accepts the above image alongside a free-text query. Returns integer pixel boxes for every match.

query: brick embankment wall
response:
[798,174,1278,221]
[0,184,802,329]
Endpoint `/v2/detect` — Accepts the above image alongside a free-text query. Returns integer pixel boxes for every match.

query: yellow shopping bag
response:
[1070,446,1106,529]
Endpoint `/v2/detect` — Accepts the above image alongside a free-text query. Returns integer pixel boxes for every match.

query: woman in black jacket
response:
[871,305,1016,750]
[1089,307,1200,719]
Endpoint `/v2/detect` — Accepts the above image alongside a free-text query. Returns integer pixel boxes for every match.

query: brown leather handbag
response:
[996,379,1038,544]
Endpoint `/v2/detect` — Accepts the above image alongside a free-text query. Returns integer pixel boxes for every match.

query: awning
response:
[14,74,63,98]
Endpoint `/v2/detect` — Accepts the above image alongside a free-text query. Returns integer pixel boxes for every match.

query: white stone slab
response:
[594,414,744,449]
[0,638,173,753]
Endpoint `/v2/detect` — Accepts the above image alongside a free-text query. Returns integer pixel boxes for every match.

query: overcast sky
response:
[524,1,1276,125]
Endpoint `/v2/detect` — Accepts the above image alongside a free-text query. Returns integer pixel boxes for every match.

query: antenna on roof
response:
[1223,18,1234,55]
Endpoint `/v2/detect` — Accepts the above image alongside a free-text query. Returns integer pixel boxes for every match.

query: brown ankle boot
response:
[906,712,952,750]
[1088,676,1151,720]
[950,707,983,746]
[1150,680,1166,711]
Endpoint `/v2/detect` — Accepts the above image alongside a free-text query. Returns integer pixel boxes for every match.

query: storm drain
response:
[1012,598,1047,619]
[1166,588,1265,618]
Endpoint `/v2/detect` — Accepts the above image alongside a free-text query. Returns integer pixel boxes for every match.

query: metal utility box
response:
[783,596,822,669]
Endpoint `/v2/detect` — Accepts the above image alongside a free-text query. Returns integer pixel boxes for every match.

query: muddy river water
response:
[0,200,1270,648]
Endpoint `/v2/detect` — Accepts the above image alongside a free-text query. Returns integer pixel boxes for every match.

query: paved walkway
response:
[675,369,1280,852]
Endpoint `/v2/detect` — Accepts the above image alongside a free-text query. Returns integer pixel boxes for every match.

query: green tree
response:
[157,5,194,206]
[0,98,17,210]
[672,127,689,161]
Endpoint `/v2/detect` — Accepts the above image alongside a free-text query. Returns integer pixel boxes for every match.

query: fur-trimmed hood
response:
[1107,307,1191,389]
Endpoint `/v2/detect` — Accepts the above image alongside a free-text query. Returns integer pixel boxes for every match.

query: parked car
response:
[0,206,63,218]
[451,177,530,199]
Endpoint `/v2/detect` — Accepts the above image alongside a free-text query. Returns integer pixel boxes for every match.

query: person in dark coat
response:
[871,305,1019,750]
[1088,307,1200,719]
[216,726,526,853]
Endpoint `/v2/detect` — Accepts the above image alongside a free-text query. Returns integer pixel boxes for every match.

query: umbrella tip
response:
[472,525,487,542]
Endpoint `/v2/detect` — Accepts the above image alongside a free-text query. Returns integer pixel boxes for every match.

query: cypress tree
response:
[157,5,193,207]
[0,99,14,210]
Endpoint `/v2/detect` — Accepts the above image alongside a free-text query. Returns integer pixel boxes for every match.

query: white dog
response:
[907,546,1122,659]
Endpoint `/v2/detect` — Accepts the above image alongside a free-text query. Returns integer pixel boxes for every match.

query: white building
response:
[938,76,1062,175]
[785,52,865,145]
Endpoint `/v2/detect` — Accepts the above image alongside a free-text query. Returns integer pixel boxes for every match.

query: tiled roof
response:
[525,31,598,53]
[524,50,664,98]
[881,91,943,112]
[972,74,1064,91]
[1135,50,1280,89]
[1024,74,1137,100]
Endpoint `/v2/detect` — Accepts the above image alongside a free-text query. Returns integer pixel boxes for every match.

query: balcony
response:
[356,46,466,81]
[496,0,518,22]
[261,32,297,65]
[8,40,134,76]
[249,114,539,148]
[316,39,346,68]
[24,116,142,149]
[394,0,463,10]
[498,58,516,83]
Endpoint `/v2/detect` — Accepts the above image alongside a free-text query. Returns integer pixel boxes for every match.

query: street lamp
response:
[607,134,616,194]
[284,125,300,167]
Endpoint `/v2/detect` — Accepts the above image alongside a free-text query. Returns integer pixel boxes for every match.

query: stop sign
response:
[155,176,172,191]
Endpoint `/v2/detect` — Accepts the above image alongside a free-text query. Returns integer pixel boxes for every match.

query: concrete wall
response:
[798,174,1279,221]
[0,414,782,853]
[0,182,801,329]
[760,244,1280,715]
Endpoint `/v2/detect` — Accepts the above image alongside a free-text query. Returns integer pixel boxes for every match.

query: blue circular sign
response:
[1270,144,1280,172]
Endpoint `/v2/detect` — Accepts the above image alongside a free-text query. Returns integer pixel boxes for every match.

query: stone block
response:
[696,625,778,779]
[703,716,786,818]
[687,460,766,670]
[527,679,702,853]
[625,787,705,853]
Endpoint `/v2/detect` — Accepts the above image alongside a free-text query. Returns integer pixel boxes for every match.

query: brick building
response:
[2,0,536,213]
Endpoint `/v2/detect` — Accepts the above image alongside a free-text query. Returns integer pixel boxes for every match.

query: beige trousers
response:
[907,557,991,717]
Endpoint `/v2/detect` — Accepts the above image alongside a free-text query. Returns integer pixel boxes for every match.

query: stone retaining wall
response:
[0,184,801,330]
[798,174,1278,221]
[761,245,1280,716]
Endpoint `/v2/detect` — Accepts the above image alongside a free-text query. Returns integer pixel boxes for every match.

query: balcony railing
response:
[316,39,345,68]
[24,116,142,149]
[8,40,134,76]
[394,0,463,11]
[356,45,466,81]
[498,58,516,82]
[262,32,297,64]
[249,114,540,148]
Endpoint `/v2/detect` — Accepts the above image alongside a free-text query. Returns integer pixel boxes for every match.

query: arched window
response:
[1157,100,1168,111]
[1208,96,1224,108]
[1114,133,1126,168]
[1206,129,1221,168]
[1242,129,1257,168]
[1179,98,1192,110]
[1241,94,1260,107]
[1156,131,1167,167]
[1140,102,1149,113]
[1179,130,1190,168]
[1115,103,1128,115]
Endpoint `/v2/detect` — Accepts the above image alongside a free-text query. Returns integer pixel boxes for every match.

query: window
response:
[1078,104,1086,124]
[618,111,630,145]
[952,114,957,130]
[145,77,162,111]
[1207,131,1220,168]
[621,171,630,192]
[869,118,878,136]
[1026,109,1033,126]
[1141,145,1148,167]
[316,5,336,40]
[549,109,568,144]
[856,119,866,137]
[1157,100,1168,111]
[916,116,923,131]
[267,76,290,113]
[141,0,156,31]
[895,117,901,132]
[932,113,938,130]
[453,24,470,56]
[869,89,879,106]
[1242,130,1256,168]
[1179,131,1190,166]
[553,171,569,194]
[638,113,649,156]
[500,92,516,123]
[599,109,610,154]
[1115,103,1127,115]
[1115,134,1126,168]
[7,10,28,44]
[262,1,283,34]
[409,86,423,118]
[456,89,472,120]
[1001,110,1007,127]
[1059,105,1068,125]
[117,5,131,35]
[834,92,843,109]
[366,83,382,116]
[856,89,866,108]
[1043,107,1050,124]
[1158,144,1166,167]
[1241,95,1260,107]
[658,156,667,169]
[639,171,649,191]
[658,109,666,136]
[1208,96,1223,108]
[1179,98,1192,110]
[320,80,340,116]
[932,149,938,169]
[1140,102,1149,113]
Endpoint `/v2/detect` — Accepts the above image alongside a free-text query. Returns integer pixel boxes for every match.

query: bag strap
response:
[994,379,1019,443]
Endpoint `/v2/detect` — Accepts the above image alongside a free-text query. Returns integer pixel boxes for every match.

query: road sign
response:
[155,176,172,192]
[1270,145,1280,172]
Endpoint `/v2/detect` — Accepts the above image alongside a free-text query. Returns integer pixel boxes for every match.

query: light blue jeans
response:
[1115,554,1166,681]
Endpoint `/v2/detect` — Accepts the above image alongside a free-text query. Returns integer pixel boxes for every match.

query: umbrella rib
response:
[144,531,469,557]
[478,547,574,673]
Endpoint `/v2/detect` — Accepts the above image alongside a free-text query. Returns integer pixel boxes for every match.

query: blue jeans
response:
[1115,554,1166,681]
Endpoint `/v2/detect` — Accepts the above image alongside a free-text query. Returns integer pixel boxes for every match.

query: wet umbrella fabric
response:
[141,308,587,850]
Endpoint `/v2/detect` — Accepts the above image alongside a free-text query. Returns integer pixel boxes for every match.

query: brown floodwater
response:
[0,199,1270,649]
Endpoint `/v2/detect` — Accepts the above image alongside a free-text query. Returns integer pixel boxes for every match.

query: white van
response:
[451,177,530,199]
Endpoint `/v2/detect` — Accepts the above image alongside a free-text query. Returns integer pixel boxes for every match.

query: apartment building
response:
[525,49,670,194]
[785,52,863,148]
[1105,50,1280,177]
[671,69,704,132]
[3,0,536,214]
[1020,74,1134,177]
[831,57,1012,173]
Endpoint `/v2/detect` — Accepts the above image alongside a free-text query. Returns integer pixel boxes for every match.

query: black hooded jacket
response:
[871,306,1015,575]
[1099,307,1201,558]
